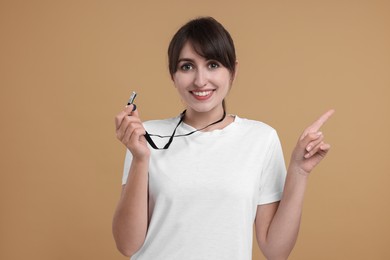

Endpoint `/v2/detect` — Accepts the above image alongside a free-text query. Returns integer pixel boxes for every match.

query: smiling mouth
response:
[191,90,214,97]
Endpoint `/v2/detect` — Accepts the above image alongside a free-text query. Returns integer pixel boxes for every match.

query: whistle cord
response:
[144,109,226,150]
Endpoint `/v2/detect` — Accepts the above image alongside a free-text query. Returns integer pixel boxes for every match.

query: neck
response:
[183,106,226,130]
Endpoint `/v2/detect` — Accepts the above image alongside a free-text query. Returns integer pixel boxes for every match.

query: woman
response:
[113,17,334,260]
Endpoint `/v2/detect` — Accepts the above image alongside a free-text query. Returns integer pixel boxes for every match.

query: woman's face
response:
[172,41,234,115]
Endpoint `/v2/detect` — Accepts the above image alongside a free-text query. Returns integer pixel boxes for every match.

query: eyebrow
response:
[177,58,220,64]
[177,58,194,63]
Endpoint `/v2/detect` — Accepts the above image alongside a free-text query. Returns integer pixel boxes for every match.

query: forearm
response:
[261,166,308,259]
[112,158,149,257]
[259,110,334,259]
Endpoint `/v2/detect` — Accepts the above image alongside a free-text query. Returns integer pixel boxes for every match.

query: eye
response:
[208,62,220,69]
[179,63,193,71]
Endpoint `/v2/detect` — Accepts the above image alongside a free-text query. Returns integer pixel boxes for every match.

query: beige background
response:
[1,1,389,259]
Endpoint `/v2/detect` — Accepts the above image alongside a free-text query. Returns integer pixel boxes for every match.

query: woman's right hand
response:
[115,104,150,160]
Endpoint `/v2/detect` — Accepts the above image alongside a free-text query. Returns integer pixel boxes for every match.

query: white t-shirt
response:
[122,115,286,260]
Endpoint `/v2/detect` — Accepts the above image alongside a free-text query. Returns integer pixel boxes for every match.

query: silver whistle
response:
[127,91,137,105]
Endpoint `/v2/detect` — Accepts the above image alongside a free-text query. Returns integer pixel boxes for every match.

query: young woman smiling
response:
[113,17,334,260]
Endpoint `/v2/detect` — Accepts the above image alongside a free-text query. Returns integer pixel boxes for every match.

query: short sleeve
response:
[257,130,287,205]
[121,149,133,185]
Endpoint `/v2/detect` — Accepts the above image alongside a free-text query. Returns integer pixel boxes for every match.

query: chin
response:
[187,104,221,114]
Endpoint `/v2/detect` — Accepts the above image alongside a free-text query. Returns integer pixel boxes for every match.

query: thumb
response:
[130,104,140,118]
[124,104,139,117]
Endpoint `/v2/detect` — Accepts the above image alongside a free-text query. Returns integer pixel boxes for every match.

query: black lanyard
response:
[144,109,226,150]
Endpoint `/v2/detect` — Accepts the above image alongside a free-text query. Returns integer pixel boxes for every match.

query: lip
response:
[190,89,215,101]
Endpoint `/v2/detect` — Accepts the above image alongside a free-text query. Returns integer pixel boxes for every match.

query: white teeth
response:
[192,91,211,96]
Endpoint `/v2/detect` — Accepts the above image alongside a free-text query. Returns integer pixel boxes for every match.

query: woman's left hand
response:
[290,109,335,176]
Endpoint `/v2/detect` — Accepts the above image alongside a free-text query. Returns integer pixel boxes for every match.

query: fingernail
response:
[317,132,322,136]
[306,145,312,151]
[304,153,310,158]
[132,104,137,111]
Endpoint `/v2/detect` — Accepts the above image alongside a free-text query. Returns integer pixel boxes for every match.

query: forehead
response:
[178,41,206,60]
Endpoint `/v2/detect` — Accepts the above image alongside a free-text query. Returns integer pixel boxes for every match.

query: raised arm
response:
[256,109,335,260]
[112,104,150,257]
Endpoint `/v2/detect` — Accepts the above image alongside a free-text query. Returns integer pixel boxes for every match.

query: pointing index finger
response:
[308,109,335,132]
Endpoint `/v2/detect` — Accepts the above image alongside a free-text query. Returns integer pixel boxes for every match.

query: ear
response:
[171,73,177,88]
[231,60,239,82]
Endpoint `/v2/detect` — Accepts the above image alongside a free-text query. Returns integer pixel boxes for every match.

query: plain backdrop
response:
[1,1,389,259]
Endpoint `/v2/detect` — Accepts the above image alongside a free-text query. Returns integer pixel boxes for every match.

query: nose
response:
[194,68,208,88]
